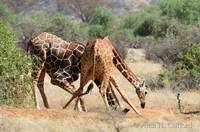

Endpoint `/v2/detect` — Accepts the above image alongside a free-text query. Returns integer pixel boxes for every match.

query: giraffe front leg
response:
[37,69,49,108]
[110,76,142,116]
[62,84,86,112]
[33,80,40,109]
[62,88,83,109]
[32,61,45,109]
[61,84,86,111]
[74,96,87,112]
[50,78,86,111]
[74,98,81,111]
[63,74,94,111]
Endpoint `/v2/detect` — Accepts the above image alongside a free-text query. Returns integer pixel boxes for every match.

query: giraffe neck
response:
[112,48,141,88]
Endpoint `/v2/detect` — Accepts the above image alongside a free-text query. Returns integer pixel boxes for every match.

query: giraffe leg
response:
[74,96,87,112]
[32,61,45,109]
[62,80,93,110]
[86,79,121,111]
[62,83,86,112]
[74,98,81,111]
[50,77,86,111]
[82,79,122,111]
[107,82,121,110]
[37,69,49,108]
[62,88,84,109]
[109,81,128,110]
[62,72,93,110]
[99,78,110,111]
[110,76,142,116]
[32,80,40,109]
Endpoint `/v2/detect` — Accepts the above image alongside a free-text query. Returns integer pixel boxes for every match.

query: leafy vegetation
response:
[88,6,114,38]
[0,21,34,107]
[160,0,200,25]
[171,44,200,90]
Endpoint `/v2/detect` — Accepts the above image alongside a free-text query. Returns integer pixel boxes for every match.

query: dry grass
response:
[0,48,200,132]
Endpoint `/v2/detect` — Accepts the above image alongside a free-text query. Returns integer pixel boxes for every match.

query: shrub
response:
[10,11,88,49]
[88,24,106,38]
[145,37,187,66]
[0,21,34,107]
[122,5,162,38]
[166,43,200,91]
[145,26,200,66]
[10,11,51,49]
[160,0,200,25]
[121,5,189,39]
[48,13,88,44]
[88,6,114,38]
[0,1,12,22]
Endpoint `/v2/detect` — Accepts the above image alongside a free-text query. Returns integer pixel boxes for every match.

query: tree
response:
[57,0,102,22]
[160,0,200,25]
[88,6,114,38]
[0,1,12,22]
[1,0,39,13]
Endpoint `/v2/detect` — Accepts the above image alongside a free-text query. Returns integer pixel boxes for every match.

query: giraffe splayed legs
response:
[63,38,143,115]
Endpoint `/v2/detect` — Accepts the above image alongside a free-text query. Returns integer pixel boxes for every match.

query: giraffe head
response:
[135,80,147,108]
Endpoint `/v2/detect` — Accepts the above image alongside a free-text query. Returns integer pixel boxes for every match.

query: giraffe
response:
[27,32,121,111]
[63,37,148,115]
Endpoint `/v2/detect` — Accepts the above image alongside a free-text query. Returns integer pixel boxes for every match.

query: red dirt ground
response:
[0,107,168,120]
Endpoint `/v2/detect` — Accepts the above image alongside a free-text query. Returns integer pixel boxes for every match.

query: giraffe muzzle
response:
[141,102,145,109]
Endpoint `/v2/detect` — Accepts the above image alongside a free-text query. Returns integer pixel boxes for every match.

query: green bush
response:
[0,1,12,22]
[10,11,88,49]
[47,13,88,43]
[88,24,106,38]
[0,21,34,107]
[149,44,200,91]
[160,0,200,25]
[145,26,200,66]
[88,6,114,38]
[122,6,162,38]
[165,43,200,90]
[121,5,187,39]
[173,44,200,78]
[10,11,51,49]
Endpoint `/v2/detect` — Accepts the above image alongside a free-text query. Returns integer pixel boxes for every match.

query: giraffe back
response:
[28,32,85,82]
[81,38,114,81]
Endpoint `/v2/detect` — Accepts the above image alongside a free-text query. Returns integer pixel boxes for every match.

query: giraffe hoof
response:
[122,108,130,114]
[141,103,145,109]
